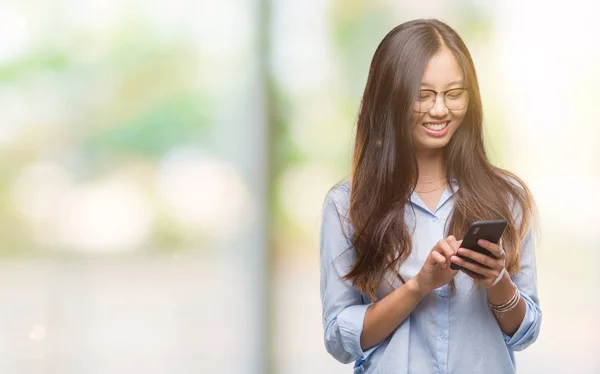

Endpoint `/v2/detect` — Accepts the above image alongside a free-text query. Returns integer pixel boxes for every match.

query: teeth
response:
[423,121,448,131]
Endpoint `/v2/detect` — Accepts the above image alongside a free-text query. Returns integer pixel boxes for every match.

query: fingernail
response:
[478,239,485,245]
[458,248,465,254]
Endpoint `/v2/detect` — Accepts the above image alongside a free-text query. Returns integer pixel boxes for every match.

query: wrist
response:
[491,268,506,287]
[486,271,514,304]
[407,276,429,298]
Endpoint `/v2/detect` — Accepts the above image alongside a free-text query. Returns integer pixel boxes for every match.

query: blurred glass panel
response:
[0,0,267,373]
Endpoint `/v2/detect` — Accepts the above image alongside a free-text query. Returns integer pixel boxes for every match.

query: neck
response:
[416,148,446,183]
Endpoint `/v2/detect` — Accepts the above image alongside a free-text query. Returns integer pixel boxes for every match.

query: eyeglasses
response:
[413,88,469,113]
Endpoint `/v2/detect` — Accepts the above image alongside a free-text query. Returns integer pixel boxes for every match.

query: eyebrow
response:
[421,80,464,88]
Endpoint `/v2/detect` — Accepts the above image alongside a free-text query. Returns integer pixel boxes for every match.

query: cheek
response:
[411,115,423,140]
[454,109,468,124]
[411,112,425,128]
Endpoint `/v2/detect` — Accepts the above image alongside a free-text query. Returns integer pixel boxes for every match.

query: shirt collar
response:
[409,176,459,214]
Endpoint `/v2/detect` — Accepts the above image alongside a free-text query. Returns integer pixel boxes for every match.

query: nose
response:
[429,92,449,117]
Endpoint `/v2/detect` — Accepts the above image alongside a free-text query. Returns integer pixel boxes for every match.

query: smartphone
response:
[450,219,508,271]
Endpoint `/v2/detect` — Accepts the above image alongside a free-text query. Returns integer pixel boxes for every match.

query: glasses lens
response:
[414,90,435,112]
[444,88,468,110]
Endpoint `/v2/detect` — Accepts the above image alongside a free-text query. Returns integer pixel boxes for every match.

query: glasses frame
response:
[413,88,470,113]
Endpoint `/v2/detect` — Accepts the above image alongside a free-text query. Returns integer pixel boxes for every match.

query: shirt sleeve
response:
[320,185,382,364]
[503,228,543,351]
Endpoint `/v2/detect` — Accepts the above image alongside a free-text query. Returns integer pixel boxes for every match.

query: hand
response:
[450,239,506,288]
[413,236,461,296]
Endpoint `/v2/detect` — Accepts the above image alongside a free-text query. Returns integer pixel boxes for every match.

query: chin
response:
[416,137,452,150]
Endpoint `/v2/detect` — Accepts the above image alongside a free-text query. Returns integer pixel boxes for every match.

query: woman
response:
[319,19,542,374]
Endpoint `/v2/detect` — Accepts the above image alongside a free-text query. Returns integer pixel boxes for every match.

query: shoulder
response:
[320,179,355,245]
[323,179,351,213]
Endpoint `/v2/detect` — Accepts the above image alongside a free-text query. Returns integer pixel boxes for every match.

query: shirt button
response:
[439,332,445,339]
[431,217,439,223]
[439,290,448,297]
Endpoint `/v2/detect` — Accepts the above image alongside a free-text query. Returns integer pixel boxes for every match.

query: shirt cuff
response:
[502,292,540,350]
[336,303,380,360]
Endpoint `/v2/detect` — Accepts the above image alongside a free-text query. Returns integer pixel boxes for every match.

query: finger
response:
[477,239,504,258]
[437,239,455,258]
[428,249,445,265]
[459,266,485,281]
[450,255,495,278]
[457,247,497,268]
[446,236,459,251]
[432,251,447,268]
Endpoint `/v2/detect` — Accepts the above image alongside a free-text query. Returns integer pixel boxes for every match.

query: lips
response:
[421,121,450,137]
[422,121,449,131]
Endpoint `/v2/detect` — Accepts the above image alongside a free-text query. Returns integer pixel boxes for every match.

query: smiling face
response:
[411,46,468,151]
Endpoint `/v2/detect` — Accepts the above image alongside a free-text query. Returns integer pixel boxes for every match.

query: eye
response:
[446,88,466,99]
[418,91,434,101]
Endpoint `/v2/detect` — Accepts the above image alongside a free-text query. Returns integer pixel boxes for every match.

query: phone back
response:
[461,219,507,257]
[450,219,508,270]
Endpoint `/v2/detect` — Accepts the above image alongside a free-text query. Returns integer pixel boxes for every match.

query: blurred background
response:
[0,0,598,373]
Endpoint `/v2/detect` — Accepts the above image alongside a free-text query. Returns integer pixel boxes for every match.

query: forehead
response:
[421,47,464,87]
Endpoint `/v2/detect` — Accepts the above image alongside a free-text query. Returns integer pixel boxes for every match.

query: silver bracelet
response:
[491,285,518,310]
[490,287,519,312]
[489,284,520,318]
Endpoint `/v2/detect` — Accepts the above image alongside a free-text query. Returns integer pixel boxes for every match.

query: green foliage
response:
[83,94,211,158]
